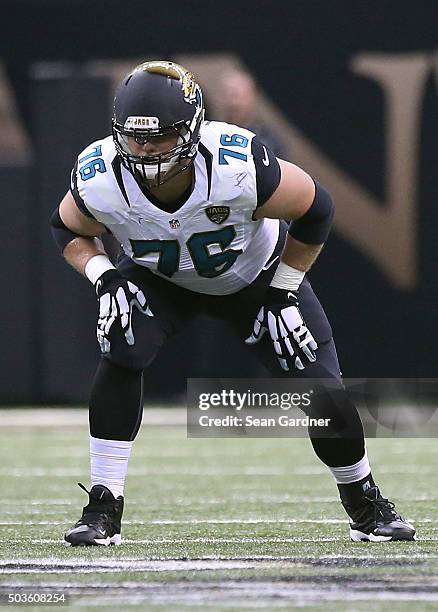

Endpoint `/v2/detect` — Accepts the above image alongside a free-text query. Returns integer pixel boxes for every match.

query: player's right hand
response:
[95,270,153,354]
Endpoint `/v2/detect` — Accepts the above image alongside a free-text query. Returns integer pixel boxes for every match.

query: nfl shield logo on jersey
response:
[169,219,180,229]
[205,205,230,224]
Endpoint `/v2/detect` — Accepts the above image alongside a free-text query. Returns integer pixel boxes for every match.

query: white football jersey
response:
[71,121,280,295]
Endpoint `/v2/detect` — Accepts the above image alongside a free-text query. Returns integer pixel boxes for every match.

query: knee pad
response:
[103,309,164,372]
[104,336,158,372]
[105,347,156,372]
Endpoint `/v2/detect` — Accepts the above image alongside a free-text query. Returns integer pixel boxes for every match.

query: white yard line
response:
[1,562,259,574]
[2,494,437,506]
[3,553,437,568]
[0,518,348,526]
[0,467,325,477]
[1,500,74,505]
[0,408,186,427]
[1,515,434,525]
[3,464,437,477]
[0,496,340,505]
[125,518,349,525]
[14,537,438,546]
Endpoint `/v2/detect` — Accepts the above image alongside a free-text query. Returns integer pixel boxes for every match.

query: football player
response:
[50,61,415,546]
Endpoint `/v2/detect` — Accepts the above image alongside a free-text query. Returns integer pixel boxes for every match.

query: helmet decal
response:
[182,71,197,101]
[123,116,160,130]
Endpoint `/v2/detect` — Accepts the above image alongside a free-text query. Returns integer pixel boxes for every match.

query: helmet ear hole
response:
[112,60,204,187]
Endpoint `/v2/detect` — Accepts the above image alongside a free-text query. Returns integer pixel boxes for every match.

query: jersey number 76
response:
[130,226,242,278]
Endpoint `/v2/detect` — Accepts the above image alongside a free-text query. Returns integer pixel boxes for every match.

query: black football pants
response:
[90,238,365,468]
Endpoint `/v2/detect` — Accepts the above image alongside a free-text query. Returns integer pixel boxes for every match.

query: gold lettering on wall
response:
[177,53,431,289]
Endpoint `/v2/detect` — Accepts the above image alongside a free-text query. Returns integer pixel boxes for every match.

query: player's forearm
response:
[269,235,323,292]
[280,235,323,272]
[50,202,111,280]
[63,236,107,277]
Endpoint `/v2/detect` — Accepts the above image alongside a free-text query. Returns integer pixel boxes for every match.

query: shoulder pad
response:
[72,137,128,218]
[200,121,257,205]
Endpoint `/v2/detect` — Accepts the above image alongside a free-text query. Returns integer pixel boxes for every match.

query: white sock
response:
[90,436,133,498]
[328,450,371,484]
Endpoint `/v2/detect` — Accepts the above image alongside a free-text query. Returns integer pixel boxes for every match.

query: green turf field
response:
[0,409,437,610]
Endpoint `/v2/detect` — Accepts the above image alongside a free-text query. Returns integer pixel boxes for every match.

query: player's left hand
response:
[245,287,318,371]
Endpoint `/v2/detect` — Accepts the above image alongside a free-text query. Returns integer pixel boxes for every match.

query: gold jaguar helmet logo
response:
[182,71,197,101]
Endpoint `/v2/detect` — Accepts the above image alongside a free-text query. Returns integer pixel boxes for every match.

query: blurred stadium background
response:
[1,0,437,405]
[0,1,437,609]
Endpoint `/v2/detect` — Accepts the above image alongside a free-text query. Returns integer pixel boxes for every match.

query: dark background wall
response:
[0,0,436,403]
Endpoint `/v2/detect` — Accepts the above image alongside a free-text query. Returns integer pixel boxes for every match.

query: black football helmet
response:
[112,60,204,187]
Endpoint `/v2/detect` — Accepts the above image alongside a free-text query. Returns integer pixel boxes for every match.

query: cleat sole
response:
[350,529,392,542]
[94,534,122,546]
[64,533,121,547]
[350,528,415,542]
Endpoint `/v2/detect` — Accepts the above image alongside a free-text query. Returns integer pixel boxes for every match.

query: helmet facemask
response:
[113,117,201,188]
[112,61,204,189]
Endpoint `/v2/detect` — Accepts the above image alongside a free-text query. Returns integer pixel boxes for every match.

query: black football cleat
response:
[346,486,416,542]
[64,483,124,546]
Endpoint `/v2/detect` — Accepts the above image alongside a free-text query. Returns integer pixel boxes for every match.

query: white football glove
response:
[245,287,318,371]
[95,270,153,354]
